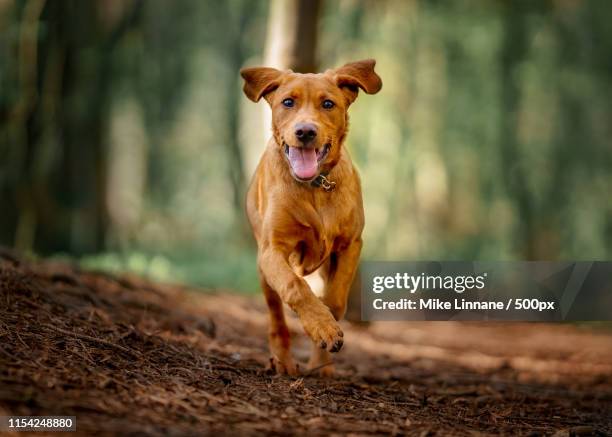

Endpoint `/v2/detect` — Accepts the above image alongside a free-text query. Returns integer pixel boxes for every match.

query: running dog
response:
[240,59,382,376]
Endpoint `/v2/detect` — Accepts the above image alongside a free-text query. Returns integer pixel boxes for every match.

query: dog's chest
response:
[295,195,351,275]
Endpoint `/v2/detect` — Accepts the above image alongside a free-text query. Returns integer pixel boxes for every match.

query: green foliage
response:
[79,248,258,293]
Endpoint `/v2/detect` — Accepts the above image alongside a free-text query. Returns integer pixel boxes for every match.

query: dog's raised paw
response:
[300,308,344,353]
[330,338,343,353]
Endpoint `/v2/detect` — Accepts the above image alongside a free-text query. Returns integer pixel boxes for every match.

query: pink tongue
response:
[287,147,318,179]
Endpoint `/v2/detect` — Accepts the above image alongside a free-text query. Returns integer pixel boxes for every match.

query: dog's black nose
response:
[294,123,317,144]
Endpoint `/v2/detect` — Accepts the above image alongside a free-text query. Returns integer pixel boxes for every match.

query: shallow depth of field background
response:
[1,0,611,292]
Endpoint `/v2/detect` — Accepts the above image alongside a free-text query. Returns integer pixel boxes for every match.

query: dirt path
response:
[1,251,611,436]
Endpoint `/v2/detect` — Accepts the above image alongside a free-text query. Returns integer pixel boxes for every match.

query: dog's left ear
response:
[240,67,284,102]
[333,59,382,104]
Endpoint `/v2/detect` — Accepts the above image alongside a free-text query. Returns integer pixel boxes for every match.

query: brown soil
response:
[1,249,611,436]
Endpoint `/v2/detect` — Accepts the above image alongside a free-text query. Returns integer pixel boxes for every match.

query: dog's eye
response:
[322,99,335,109]
[282,98,295,108]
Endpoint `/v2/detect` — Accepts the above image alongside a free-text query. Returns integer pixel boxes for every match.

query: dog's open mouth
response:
[283,143,330,181]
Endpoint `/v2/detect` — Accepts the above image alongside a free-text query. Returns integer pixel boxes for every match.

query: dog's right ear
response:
[240,67,284,102]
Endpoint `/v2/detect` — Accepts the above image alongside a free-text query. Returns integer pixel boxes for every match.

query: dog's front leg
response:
[309,238,362,376]
[258,248,345,356]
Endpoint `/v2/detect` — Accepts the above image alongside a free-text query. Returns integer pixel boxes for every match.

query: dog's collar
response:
[311,172,336,192]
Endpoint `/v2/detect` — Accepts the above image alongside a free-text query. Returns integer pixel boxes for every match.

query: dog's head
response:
[240,59,382,182]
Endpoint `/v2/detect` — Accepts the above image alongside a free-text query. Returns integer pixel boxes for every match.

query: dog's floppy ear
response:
[240,67,284,102]
[333,59,382,104]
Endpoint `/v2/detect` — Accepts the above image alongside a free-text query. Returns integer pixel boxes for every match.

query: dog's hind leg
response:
[259,270,298,375]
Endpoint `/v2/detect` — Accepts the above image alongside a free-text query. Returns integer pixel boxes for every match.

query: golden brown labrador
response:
[240,59,382,376]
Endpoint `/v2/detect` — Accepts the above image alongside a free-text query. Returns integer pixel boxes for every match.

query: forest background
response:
[1,0,611,292]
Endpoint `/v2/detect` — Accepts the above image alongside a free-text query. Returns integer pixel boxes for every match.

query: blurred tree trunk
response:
[498,3,537,260]
[3,0,142,255]
[264,0,321,72]
[6,0,47,251]
[222,0,253,242]
[545,2,595,258]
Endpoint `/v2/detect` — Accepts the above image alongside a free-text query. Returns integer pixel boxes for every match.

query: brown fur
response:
[240,59,382,376]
